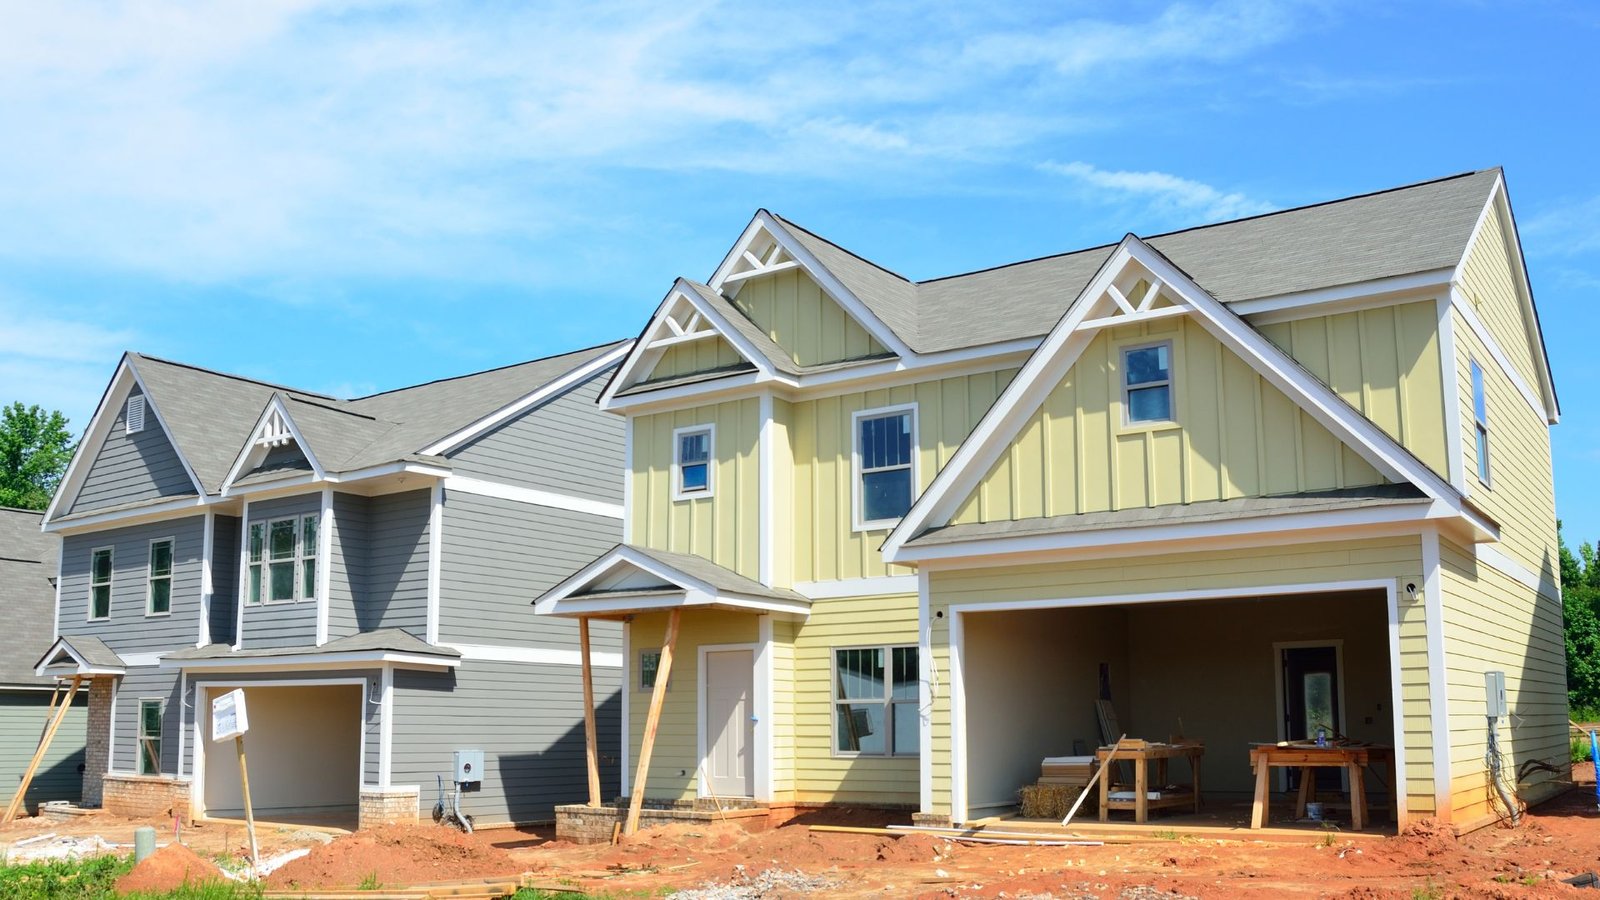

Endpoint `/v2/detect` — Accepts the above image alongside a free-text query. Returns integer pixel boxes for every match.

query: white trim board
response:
[441,643,623,668]
[442,475,624,520]
[219,395,327,495]
[795,575,919,600]
[1420,527,1451,817]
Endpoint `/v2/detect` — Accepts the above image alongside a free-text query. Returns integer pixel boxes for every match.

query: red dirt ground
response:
[113,843,225,894]
[262,824,523,891]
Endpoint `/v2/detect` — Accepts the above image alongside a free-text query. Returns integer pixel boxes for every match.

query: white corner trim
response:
[234,498,250,651]
[442,475,624,520]
[316,488,334,646]
[622,416,635,544]
[917,568,933,815]
[620,620,632,799]
[758,394,774,586]
[795,575,919,600]
[426,482,442,645]
[1437,297,1468,495]
[756,615,774,801]
[379,666,394,788]
[1420,527,1451,818]
[198,510,215,648]
[441,642,623,668]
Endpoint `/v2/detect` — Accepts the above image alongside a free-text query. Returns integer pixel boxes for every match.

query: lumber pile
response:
[1019,755,1095,818]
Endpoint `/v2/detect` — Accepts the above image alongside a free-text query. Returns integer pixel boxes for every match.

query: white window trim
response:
[639,648,667,691]
[830,643,919,759]
[671,423,716,502]
[1120,339,1176,428]
[852,403,918,533]
[88,546,113,622]
[125,394,146,434]
[136,697,162,776]
[145,536,175,618]
[1470,357,1491,488]
[249,513,320,605]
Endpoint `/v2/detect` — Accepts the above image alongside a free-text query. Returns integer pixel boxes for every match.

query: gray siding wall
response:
[209,516,240,646]
[392,659,621,824]
[71,388,196,514]
[360,490,431,637]
[0,690,85,808]
[437,493,621,652]
[327,492,366,641]
[60,516,206,656]
[445,374,624,504]
[111,668,182,775]
[239,492,322,649]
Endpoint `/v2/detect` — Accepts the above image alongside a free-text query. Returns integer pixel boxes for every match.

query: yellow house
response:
[536,168,1564,838]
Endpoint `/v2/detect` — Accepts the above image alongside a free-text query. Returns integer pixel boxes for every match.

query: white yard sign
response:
[211,689,249,742]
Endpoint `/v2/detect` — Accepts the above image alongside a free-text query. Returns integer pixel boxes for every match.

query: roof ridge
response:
[280,392,382,422]
[768,212,915,284]
[131,352,341,400]
[918,242,1118,286]
[347,339,628,402]
[0,507,45,516]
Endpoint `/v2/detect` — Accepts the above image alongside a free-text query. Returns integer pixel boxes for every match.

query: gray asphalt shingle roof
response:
[572,544,808,604]
[35,634,126,674]
[0,508,59,686]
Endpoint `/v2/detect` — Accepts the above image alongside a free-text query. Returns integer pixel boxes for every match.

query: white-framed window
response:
[833,645,919,757]
[137,699,162,775]
[146,538,173,616]
[672,424,715,501]
[88,547,113,621]
[245,513,319,605]
[640,649,668,690]
[1471,358,1491,486]
[852,404,916,531]
[1122,341,1174,425]
[125,394,146,434]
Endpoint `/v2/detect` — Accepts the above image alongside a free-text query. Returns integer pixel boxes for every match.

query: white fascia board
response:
[219,395,326,494]
[443,642,624,668]
[1231,268,1454,324]
[161,651,460,672]
[600,282,783,408]
[419,342,633,456]
[43,495,212,535]
[443,475,623,520]
[329,461,453,483]
[531,545,702,614]
[218,472,322,500]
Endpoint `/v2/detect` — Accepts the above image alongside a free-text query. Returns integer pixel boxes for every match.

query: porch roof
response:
[34,635,127,677]
[161,628,460,672]
[534,543,811,618]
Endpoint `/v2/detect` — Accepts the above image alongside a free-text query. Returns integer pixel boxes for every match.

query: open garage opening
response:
[957,588,1398,831]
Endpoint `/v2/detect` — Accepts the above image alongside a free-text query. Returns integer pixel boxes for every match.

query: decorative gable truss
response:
[220,394,325,493]
[602,279,782,402]
[881,234,1497,562]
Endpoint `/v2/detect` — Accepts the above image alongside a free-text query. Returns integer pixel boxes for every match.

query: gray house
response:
[33,343,630,829]
[1,507,85,813]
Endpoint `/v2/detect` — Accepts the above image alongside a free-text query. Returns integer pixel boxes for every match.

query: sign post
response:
[211,689,257,868]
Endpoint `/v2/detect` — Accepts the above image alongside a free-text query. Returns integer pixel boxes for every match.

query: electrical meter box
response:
[453,749,484,785]
[1484,670,1508,719]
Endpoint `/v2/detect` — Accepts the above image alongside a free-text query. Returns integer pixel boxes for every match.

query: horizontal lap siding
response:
[438,494,621,652]
[209,516,240,646]
[60,516,206,655]
[392,660,621,825]
[446,374,624,504]
[771,619,797,796]
[112,669,182,775]
[362,490,430,637]
[0,691,85,807]
[926,537,1433,818]
[792,593,919,804]
[327,493,367,640]
[70,390,195,514]
[240,493,322,649]
[1459,203,1543,392]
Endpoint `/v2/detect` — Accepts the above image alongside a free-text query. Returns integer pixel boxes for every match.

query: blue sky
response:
[1,1,1596,539]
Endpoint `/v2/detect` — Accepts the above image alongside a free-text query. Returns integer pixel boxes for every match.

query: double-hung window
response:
[138,700,162,775]
[855,407,915,529]
[1471,359,1491,485]
[1123,342,1173,424]
[89,548,113,620]
[833,646,919,756]
[673,426,713,500]
[246,513,319,604]
[146,539,173,616]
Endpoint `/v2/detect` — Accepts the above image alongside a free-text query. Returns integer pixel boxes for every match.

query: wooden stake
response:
[624,608,679,837]
[1064,733,1124,829]
[236,735,260,868]
[4,675,82,825]
[579,617,601,807]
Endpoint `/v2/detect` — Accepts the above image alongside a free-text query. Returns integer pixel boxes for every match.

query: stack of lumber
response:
[1039,756,1094,786]
[1020,755,1096,818]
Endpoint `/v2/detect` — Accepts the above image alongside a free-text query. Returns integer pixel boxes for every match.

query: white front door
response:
[704,649,754,798]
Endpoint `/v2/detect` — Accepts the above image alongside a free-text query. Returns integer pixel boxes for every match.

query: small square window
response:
[1123,343,1173,424]
[673,426,714,500]
[640,649,665,690]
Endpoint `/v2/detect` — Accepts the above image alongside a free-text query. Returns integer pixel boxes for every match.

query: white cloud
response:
[1039,160,1275,222]
[0,295,135,433]
[1523,194,1600,257]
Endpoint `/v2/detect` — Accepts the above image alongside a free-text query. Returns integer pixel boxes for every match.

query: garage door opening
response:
[200,684,361,828]
[958,589,1398,832]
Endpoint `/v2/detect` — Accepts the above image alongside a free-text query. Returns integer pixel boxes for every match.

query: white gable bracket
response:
[220,395,326,493]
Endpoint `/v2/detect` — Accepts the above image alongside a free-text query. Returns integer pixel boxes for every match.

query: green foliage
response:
[0,855,261,900]
[1561,522,1600,712]
[0,402,75,511]
[1573,734,1593,764]
[357,871,383,890]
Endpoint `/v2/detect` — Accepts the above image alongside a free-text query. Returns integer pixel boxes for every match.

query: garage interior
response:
[961,589,1396,828]
[201,684,362,827]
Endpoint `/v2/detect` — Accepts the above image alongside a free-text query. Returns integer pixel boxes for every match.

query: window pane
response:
[149,579,171,614]
[302,516,318,556]
[836,704,886,753]
[248,523,264,562]
[1303,672,1333,737]
[1128,385,1172,422]
[302,559,316,600]
[247,565,261,605]
[141,701,161,735]
[859,413,911,469]
[1476,428,1491,482]
[269,520,295,560]
[269,561,295,601]
[640,650,661,689]
[862,468,913,522]
[679,431,709,464]
[681,462,708,492]
[891,647,918,701]
[835,648,885,700]
[92,585,110,618]
[92,549,112,583]
[140,739,160,775]
[892,701,920,755]
[1125,345,1169,386]
[1472,362,1487,424]
[150,541,172,577]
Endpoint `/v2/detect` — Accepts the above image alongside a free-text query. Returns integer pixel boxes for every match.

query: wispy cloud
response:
[1038,160,1275,223]
[0,293,137,432]
[1523,194,1600,257]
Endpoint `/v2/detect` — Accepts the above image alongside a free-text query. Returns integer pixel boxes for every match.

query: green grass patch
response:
[1574,734,1594,764]
[0,855,261,900]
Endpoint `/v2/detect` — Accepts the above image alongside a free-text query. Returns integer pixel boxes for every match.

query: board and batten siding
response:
[729,269,888,366]
[925,536,1434,820]
[209,516,240,646]
[437,492,621,652]
[0,691,85,808]
[392,659,621,825]
[110,668,182,775]
[1438,536,1567,825]
[239,493,321,649]
[59,516,206,655]
[446,374,625,504]
[69,388,196,514]
[645,335,748,384]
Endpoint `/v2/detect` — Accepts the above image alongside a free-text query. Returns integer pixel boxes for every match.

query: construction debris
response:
[668,866,842,899]
[3,833,120,862]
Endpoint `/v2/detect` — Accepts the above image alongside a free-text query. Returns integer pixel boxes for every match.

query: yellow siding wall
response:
[771,618,797,797]
[790,370,1017,582]
[926,537,1435,820]
[1438,536,1567,825]
[631,398,762,580]
[1457,202,1543,392]
[951,317,1386,524]
[646,334,748,383]
[730,269,887,366]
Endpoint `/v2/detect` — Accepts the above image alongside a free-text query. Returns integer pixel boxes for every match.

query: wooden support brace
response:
[579,617,601,807]
[4,675,82,824]
[624,608,680,838]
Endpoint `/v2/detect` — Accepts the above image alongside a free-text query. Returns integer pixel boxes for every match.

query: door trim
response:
[1272,640,1348,792]
[697,642,760,800]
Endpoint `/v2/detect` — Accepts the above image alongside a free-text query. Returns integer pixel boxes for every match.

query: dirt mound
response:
[264,824,523,890]
[114,843,225,894]
[874,832,950,863]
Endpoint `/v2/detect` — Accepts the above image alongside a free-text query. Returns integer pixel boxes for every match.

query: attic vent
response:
[125,395,146,434]
[255,407,294,449]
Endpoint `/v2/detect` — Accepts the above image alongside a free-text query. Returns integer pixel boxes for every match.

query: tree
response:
[1560,522,1600,713]
[0,403,75,511]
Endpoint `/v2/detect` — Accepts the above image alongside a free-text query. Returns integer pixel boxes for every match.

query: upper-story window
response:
[146,538,173,616]
[672,425,714,500]
[246,514,318,604]
[1123,342,1174,424]
[1471,358,1491,486]
[854,405,916,530]
[89,547,112,621]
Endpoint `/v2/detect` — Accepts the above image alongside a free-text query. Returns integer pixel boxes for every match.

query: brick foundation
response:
[359,787,420,828]
[911,811,953,828]
[103,774,191,822]
[555,802,771,844]
[82,678,114,808]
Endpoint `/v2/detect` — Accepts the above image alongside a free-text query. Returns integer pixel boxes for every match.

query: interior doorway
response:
[1278,642,1345,791]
